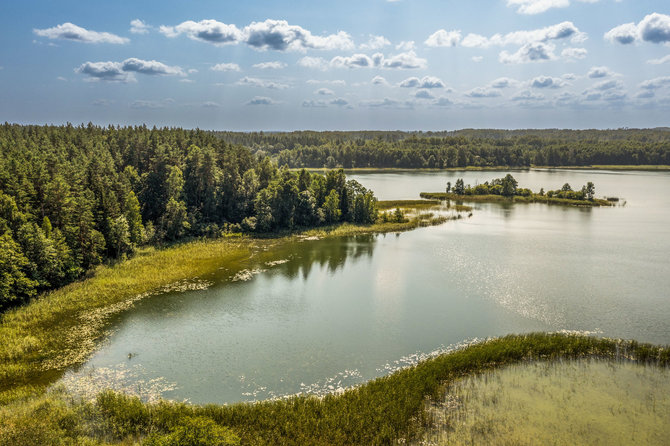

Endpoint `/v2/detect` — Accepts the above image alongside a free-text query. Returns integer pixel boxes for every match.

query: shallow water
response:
[420,359,670,446]
[61,169,670,404]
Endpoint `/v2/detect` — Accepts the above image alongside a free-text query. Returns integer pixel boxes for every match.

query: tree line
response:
[211,129,670,168]
[447,174,597,201]
[0,123,377,311]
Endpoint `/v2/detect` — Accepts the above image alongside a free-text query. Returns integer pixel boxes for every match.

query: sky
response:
[1,0,669,130]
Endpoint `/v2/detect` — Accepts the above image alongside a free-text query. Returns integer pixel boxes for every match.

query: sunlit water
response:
[61,169,670,404]
[419,359,670,446]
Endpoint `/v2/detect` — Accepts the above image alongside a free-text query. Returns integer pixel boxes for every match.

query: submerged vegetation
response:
[1,333,668,445]
[421,358,670,445]
[421,174,613,207]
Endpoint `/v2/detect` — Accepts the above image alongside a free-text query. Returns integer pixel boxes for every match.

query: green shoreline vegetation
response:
[421,174,613,207]
[1,334,668,445]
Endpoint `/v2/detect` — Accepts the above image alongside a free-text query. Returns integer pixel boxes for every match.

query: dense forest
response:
[213,128,670,168]
[0,124,377,310]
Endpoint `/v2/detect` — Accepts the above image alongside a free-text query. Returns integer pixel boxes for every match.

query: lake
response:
[61,169,670,404]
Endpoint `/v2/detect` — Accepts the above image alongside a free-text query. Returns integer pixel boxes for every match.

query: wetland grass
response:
[1,334,668,445]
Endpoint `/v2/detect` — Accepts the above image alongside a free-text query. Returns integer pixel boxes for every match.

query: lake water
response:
[61,169,670,404]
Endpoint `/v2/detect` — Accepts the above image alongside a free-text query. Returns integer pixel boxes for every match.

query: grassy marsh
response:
[1,333,668,445]
[420,358,670,445]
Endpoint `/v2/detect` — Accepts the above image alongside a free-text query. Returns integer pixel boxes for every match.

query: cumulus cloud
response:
[75,62,130,82]
[561,47,587,60]
[306,79,346,86]
[298,56,329,70]
[131,98,174,109]
[202,101,220,108]
[415,90,435,99]
[640,76,670,90]
[236,76,289,89]
[329,51,427,70]
[472,56,484,63]
[512,90,545,101]
[360,97,402,108]
[247,96,278,105]
[606,13,670,45]
[34,22,129,44]
[396,41,416,51]
[465,87,501,98]
[459,21,584,48]
[398,76,445,89]
[587,66,614,78]
[302,99,328,108]
[593,79,623,90]
[371,75,389,85]
[330,98,349,106]
[360,35,391,50]
[506,0,601,15]
[130,19,150,35]
[75,58,186,82]
[489,77,517,88]
[211,63,241,72]
[499,42,557,64]
[424,30,461,47]
[530,76,565,88]
[122,58,185,76]
[433,97,453,106]
[160,19,354,51]
[253,61,287,69]
[316,88,334,95]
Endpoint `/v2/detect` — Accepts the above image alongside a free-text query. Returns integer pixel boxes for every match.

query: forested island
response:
[212,128,670,169]
[421,174,613,207]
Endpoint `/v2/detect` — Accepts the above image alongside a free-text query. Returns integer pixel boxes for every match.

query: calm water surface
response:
[62,169,670,404]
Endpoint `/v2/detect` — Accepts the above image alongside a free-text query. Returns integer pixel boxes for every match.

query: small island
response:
[421,174,614,207]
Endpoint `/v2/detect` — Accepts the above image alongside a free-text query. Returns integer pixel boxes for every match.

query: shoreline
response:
[298,165,670,173]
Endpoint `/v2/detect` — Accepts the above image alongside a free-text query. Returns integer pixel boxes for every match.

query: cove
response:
[61,169,670,404]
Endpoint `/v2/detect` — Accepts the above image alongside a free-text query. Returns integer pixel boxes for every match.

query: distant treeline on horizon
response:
[212,127,670,168]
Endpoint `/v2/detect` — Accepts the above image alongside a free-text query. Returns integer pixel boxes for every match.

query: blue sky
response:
[1,0,669,130]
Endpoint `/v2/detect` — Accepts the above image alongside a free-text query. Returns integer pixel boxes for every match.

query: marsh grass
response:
[377,200,441,210]
[420,358,670,445]
[1,334,668,445]
[420,192,613,207]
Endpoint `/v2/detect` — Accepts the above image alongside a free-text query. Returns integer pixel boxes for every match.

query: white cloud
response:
[131,98,174,109]
[302,99,328,108]
[75,61,131,82]
[316,88,334,95]
[380,51,427,69]
[499,42,557,64]
[460,22,584,48]
[247,96,278,105]
[75,58,185,82]
[306,79,346,86]
[399,76,445,88]
[298,56,329,70]
[244,19,354,51]
[122,58,184,76]
[472,56,484,63]
[253,61,287,69]
[330,98,349,106]
[371,75,389,85]
[396,41,416,51]
[593,79,623,90]
[489,77,516,88]
[34,22,129,44]
[330,51,427,70]
[648,55,670,65]
[433,97,453,106]
[512,90,545,101]
[530,75,566,88]
[465,87,502,98]
[202,101,220,108]
[606,13,670,45]
[130,19,150,35]
[415,90,435,99]
[424,30,461,47]
[360,97,402,108]
[160,19,354,51]
[360,35,391,50]
[236,76,289,89]
[211,63,241,72]
[640,76,670,90]
[587,66,613,78]
[561,47,587,60]
[506,0,600,15]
